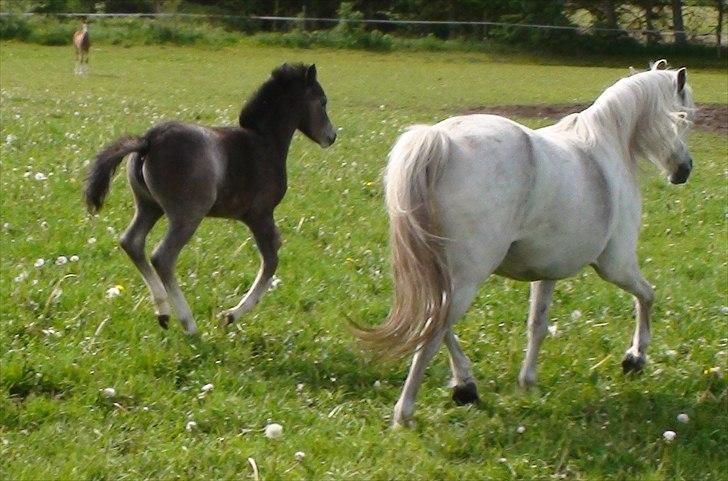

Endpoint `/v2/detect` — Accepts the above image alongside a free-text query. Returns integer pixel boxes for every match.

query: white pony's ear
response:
[677,67,687,93]
[628,66,638,76]
[651,59,668,70]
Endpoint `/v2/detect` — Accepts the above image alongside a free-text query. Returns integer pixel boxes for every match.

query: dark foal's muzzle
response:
[669,158,692,185]
[320,127,336,148]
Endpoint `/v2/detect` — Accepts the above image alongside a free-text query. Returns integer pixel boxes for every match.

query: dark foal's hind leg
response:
[119,199,171,328]
[220,215,281,327]
[151,213,205,334]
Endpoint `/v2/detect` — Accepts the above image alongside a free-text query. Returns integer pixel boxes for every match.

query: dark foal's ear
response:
[306,64,317,83]
[677,67,687,93]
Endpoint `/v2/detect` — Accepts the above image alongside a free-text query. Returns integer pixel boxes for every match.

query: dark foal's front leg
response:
[220,215,281,327]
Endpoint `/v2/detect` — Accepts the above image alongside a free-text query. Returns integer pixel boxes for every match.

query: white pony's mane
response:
[550,69,695,170]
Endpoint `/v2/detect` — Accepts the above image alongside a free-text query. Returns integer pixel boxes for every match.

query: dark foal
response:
[84,63,336,333]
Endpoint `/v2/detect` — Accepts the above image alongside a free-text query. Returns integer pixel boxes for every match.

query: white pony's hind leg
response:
[392,281,479,428]
[593,257,654,373]
[518,280,556,389]
[445,329,479,404]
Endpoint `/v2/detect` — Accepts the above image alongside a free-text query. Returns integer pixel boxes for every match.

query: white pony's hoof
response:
[452,381,480,405]
[218,310,235,328]
[183,321,198,336]
[517,372,538,390]
[622,352,646,373]
[391,418,416,430]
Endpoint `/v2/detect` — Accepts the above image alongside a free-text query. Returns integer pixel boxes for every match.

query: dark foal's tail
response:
[84,135,148,213]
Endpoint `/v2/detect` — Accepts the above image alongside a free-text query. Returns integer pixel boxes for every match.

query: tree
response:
[671,0,686,45]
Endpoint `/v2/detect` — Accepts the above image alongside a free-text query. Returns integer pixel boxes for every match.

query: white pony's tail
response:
[354,125,452,358]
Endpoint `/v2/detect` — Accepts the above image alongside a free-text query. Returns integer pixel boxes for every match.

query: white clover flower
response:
[101,387,116,398]
[34,172,47,181]
[264,423,283,439]
[106,286,122,299]
[373,380,382,390]
[41,327,61,337]
[269,275,282,290]
[201,383,214,393]
[663,430,676,442]
[87,237,97,244]
[185,420,198,432]
[516,425,526,434]
[294,451,305,461]
[5,134,17,144]
[14,272,28,283]
[570,310,582,321]
[677,413,689,423]
[70,255,79,262]
[548,323,558,336]
[34,258,45,268]
[721,306,728,315]
[55,256,68,266]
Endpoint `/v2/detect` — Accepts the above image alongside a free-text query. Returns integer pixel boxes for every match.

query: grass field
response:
[1,43,726,480]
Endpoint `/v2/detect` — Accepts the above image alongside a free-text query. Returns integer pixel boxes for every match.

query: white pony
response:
[357,60,695,427]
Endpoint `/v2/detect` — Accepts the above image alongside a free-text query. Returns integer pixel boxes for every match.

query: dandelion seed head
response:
[101,387,116,398]
[264,423,283,439]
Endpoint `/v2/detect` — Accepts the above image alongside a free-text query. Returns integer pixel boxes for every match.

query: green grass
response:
[1,43,726,480]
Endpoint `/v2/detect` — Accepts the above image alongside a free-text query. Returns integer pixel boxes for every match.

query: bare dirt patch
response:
[462,103,727,134]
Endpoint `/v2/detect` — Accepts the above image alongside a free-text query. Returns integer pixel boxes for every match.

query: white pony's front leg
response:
[518,280,556,389]
[594,253,654,373]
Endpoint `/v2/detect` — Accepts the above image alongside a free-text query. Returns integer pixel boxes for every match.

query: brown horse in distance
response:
[73,22,90,75]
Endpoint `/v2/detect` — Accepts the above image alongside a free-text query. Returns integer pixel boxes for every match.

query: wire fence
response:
[1,11,724,44]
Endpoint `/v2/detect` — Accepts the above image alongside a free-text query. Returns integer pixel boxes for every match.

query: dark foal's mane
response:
[238,64,309,132]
